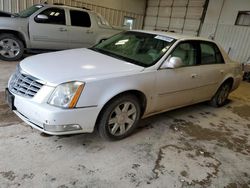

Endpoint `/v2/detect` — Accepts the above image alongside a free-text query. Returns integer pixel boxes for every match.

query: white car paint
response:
[7,30,242,136]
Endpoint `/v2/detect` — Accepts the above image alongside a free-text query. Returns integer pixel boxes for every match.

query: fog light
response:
[44,124,82,132]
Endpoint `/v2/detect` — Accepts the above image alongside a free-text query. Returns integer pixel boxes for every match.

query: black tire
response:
[97,94,141,141]
[209,82,231,107]
[0,34,24,61]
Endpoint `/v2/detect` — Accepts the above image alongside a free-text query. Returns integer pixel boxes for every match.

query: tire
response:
[209,82,231,107]
[97,94,141,140]
[0,34,24,61]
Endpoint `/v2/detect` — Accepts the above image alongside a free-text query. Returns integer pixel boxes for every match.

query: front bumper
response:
[12,94,100,135]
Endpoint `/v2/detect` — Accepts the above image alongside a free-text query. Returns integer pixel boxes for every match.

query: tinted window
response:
[200,42,224,64]
[70,10,91,27]
[171,42,197,66]
[35,8,65,25]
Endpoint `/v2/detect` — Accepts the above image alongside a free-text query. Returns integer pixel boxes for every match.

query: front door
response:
[29,7,68,50]
[155,41,201,111]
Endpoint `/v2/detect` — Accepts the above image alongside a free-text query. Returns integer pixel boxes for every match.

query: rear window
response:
[70,10,91,27]
[200,42,224,64]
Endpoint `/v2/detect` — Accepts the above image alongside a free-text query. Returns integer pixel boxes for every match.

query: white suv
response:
[0,4,122,61]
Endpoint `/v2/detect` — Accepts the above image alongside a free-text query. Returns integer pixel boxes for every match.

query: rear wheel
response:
[0,34,24,61]
[97,95,141,140]
[210,82,231,107]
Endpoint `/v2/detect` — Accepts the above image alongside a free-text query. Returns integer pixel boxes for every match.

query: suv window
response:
[70,10,91,27]
[35,8,66,25]
[171,42,197,66]
[200,42,224,64]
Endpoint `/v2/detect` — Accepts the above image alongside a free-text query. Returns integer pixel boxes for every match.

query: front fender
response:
[77,71,156,115]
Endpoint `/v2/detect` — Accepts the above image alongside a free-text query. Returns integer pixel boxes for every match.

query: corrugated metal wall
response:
[144,0,206,36]
[200,23,250,63]
[0,0,144,29]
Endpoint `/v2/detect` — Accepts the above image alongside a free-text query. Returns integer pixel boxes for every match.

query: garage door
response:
[143,0,207,36]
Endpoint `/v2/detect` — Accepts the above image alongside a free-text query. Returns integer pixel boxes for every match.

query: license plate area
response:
[5,88,16,110]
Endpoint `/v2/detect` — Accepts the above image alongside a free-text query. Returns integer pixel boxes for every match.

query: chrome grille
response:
[9,70,44,98]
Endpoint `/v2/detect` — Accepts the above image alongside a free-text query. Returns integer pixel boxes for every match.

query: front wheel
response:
[97,95,141,140]
[210,82,231,107]
[0,34,24,61]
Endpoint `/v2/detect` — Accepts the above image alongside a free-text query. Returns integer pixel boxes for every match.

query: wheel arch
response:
[94,89,147,129]
[0,29,27,48]
[221,76,234,90]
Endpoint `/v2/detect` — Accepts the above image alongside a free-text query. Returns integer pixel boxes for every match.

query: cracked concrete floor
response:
[0,60,250,188]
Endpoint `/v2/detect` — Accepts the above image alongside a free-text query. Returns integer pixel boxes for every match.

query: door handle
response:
[86,30,93,34]
[59,28,67,32]
[191,74,197,78]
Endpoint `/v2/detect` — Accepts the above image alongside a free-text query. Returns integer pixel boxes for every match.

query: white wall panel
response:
[144,0,205,36]
[146,7,158,16]
[160,0,173,6]
[171,7,186,18]
[173,0,188,6]
[158,7,171,17]
[156,17,170,28]
[182,30,197,36]
[147,0,160,7]
[170,18,184,29]
[144,16,157,26]
[184,19,200,31]
[189,0,205,7]
[186,7,203,19]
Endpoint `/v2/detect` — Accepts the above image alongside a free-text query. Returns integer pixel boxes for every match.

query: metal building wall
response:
[200,24,250,63]
[199,0,250,63]
[0,0,144,29]
[144,0,206,36]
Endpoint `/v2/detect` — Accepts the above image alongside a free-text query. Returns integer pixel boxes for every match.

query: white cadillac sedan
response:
[6,30,242,140]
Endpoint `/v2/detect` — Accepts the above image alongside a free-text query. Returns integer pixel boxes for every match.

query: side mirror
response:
[35,14,48,22]
[161,57,184,69]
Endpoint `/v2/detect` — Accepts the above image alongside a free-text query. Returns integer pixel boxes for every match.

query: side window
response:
[171,42,197,66]
[200,42,224,64]
[70,10,91,27]
[35,8,66,25]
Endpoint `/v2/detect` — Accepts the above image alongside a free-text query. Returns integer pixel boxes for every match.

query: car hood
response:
[20,48,144,85]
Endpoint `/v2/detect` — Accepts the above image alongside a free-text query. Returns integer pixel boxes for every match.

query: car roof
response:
[132,30,213,42]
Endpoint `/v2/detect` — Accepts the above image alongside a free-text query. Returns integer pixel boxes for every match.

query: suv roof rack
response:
[53,3,64,6]
[52,3,90,10]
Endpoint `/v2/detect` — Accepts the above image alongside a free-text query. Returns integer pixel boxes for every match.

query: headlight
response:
[48,81,84,108]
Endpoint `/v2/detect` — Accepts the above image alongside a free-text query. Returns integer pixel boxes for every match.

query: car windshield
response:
[91,31,176,67]
[17,5,43,18]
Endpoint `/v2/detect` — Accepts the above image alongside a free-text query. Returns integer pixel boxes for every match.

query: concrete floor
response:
[0,60,249,188]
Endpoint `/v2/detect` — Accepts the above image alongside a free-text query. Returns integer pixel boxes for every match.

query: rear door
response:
[29,7,69,49]
[197,41,226,100]
[68,10,96,48]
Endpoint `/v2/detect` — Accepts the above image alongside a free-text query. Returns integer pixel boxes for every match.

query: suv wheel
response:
[0,34,24,61]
